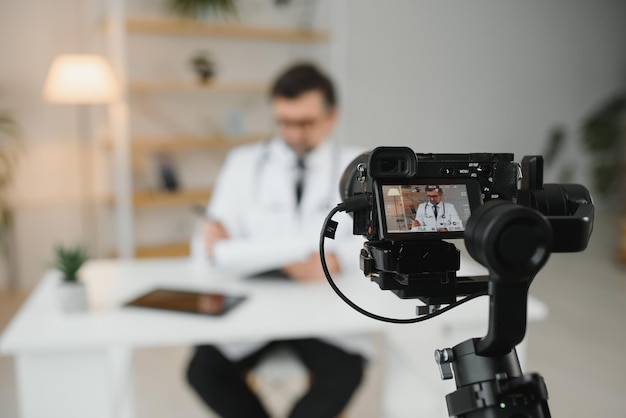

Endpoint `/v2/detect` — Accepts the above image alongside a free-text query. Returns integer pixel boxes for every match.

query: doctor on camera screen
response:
[411,185,464,232]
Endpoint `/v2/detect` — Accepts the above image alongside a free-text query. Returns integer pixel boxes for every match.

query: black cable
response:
[320,204,488,324]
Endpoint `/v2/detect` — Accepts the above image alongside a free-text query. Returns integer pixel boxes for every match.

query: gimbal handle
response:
[464,200,553,356]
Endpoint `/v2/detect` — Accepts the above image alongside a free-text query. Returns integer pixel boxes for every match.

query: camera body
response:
[339,146,593,303]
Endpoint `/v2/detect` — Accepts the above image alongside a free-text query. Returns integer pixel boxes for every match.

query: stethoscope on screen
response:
[423,201,448,219]
[252,137,342,207]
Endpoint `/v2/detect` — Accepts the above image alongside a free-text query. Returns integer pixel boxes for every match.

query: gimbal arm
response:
[464,200,553,356]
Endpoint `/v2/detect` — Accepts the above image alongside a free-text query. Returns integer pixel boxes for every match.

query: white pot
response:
[57,281,88,313]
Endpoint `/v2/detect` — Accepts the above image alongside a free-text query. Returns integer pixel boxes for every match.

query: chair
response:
[246,346,310,417]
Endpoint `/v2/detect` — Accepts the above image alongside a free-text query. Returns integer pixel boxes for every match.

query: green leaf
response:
[54,245,89,282]
[558,165,575,183]
[543,126,566,166]
[581,95,625,152]
[580,94,626,199]
[167,0,238,19]
[591,161,623,198]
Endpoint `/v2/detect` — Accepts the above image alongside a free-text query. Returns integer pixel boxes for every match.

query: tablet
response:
[124,288,247,316]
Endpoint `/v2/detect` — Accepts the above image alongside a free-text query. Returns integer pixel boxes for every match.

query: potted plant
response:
[167,0,238,20]
[0,104,22,289]
[543,95,625,202]
[54,245,89,313]
[580,95,625,202]
[581,95,626,263]
[543,94,625,262]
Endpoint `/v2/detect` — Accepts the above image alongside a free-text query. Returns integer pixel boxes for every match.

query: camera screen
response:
[381,184,472,234]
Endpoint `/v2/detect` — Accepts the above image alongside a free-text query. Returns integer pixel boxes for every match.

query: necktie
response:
[433,205,438,219]
[295,157,306,206]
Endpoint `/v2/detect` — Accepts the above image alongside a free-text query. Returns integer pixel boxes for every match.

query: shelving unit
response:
[104,0,332,258]
[132,189,212,209]
[130,133,268,152]
[128,80,269,94]
[134,242,191,258]
[105,189,211,207]
[122,17,329,42]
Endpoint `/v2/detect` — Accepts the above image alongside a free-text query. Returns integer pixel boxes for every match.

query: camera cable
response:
[320,201,488,324]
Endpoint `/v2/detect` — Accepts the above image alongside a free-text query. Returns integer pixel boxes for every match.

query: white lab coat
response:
[191,137,372,360]
[411,202,463,232]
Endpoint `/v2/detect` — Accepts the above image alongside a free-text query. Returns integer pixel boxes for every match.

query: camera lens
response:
[465,200,552,279]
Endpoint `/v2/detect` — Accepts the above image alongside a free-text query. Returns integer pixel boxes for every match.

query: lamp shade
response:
[43,54,119,104]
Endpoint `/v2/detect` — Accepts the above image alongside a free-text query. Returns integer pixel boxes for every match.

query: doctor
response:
[187,63,368,418]
[411,185,463,232]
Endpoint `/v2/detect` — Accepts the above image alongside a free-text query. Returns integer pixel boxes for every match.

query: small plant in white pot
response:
[54,245,89,313]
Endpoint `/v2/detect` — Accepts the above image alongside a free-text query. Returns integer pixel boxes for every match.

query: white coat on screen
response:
[411,201,463,232]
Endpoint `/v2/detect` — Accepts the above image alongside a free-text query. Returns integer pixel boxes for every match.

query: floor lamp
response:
[43,54,119,256]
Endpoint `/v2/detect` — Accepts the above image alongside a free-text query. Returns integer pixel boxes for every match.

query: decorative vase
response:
[57,281,88,313]
[154,152,180,192]
[191,53,216,85]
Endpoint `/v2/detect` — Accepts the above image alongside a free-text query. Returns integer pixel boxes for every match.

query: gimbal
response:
[321,150,594,417]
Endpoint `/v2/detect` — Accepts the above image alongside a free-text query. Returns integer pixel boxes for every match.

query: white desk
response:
[0,258,547,418]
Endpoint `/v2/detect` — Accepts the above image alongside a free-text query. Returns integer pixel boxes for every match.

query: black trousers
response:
[186,338,365,418]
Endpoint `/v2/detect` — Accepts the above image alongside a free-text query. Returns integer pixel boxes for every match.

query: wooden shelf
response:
[131,133,268,152]
[135,242,191,258]
[128,79,269,94]
[122,18,329,43]
[131,189,212,209]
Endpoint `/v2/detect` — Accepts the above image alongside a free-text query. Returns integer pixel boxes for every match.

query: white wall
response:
[338,0,626,186]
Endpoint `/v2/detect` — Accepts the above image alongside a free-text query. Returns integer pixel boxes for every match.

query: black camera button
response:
[440,167,455,175]
[477,165,492,176]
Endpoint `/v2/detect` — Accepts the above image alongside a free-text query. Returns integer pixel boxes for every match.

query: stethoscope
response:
[252,137,342,209]
[423,201,448,220]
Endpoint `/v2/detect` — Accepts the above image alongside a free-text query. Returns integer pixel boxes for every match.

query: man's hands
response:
[413,220,447,232]
[202,220,229,257]
[202,220,339,281]
[282,252,340,282]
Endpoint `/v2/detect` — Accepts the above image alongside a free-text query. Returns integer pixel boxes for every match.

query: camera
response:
[322,146,594,417]
[338,146,593,306]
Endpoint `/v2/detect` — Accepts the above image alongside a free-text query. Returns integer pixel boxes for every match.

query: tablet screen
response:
[124,288,246,316]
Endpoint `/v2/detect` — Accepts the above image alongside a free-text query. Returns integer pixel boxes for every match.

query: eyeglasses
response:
[275,117,323,131]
